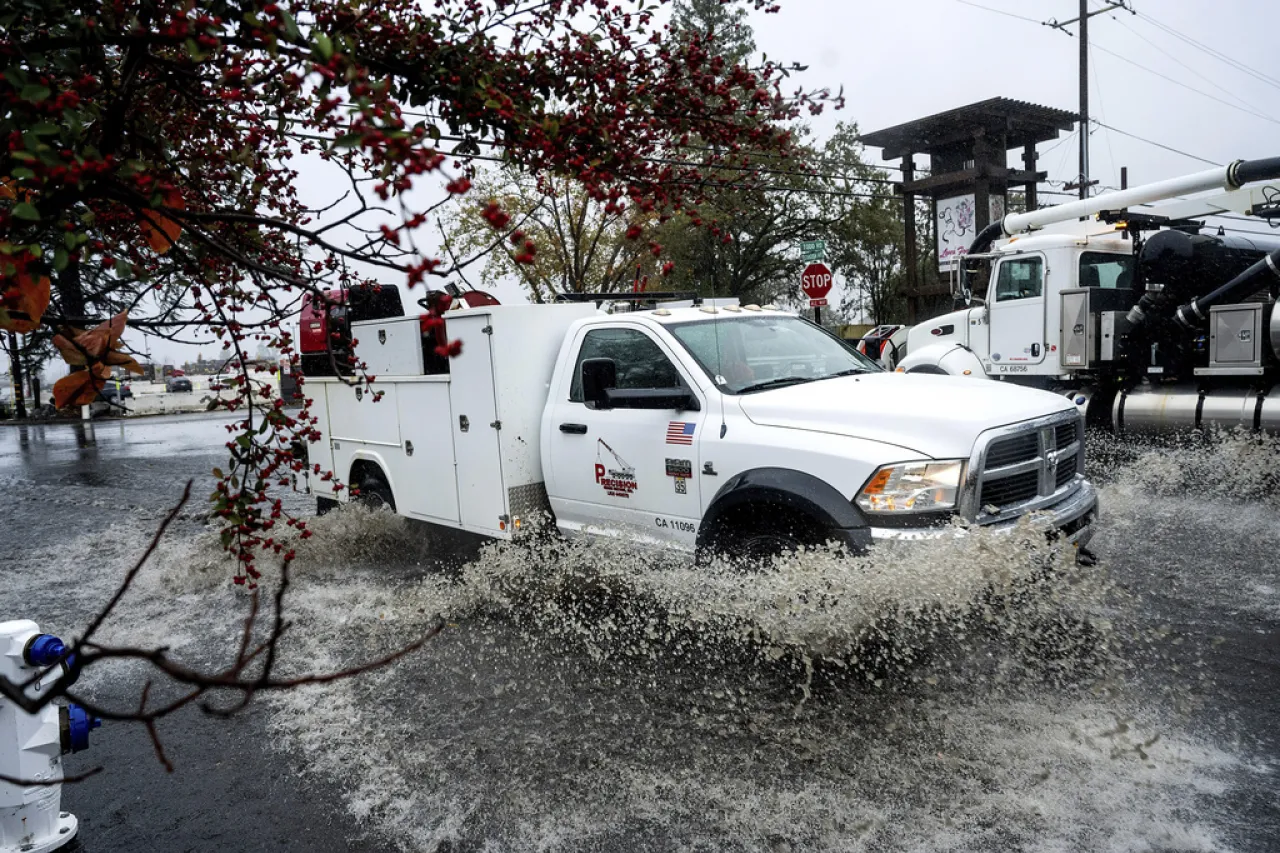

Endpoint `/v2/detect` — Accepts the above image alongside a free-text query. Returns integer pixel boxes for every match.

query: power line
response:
[1090,41,1280,127]
[1090,120,1222,167]
[1090,0,1271,115]
[951,0,1042,25]
[1088,42,1119,190]
[1133,9,1280,92]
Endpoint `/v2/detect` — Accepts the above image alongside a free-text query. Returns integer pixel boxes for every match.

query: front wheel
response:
[703,508,820,569]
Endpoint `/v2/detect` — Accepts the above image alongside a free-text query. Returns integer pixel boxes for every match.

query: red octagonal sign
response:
[800,262,833,301]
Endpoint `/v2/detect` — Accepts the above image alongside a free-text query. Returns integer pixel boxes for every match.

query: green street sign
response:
[800,239,825,262]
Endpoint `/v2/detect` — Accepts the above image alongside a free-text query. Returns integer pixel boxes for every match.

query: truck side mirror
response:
[581,358,616,409]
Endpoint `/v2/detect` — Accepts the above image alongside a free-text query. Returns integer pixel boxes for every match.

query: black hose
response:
[967,221,1005,256]
[1174,248,1280,329]
[1228,157,1280,188]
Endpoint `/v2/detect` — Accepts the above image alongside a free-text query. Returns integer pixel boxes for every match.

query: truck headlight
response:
[855,460,965,514]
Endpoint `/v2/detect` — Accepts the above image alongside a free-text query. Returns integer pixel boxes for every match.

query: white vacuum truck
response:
[889,157,1280,433]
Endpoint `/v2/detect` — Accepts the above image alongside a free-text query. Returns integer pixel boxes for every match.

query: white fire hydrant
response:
[0,620,99,853]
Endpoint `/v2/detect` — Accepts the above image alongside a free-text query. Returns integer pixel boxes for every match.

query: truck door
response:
[544,326,705,550]
[988,254,1047,367]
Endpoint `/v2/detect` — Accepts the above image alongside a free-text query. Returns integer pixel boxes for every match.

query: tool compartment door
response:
[447,313,507,535]
[395,378,460,524]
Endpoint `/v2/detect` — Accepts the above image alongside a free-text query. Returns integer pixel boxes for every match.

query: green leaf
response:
[279,8,300,40]
[63,231,76,249]
[12,202,39,221]
[10,167,34,179]
[212,467,225,480]
[333,132,362,149]
[314,32,333,61]
[29,121,59,137]
[53,247,68,271]
[19,84,49,103]
[236,435,251,449]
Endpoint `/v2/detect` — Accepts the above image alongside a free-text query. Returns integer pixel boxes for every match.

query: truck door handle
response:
[559,423,588,435]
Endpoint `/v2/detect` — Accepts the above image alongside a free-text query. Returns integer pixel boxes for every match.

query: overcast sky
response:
[752,0,1278,187]
[9,0,1279,380]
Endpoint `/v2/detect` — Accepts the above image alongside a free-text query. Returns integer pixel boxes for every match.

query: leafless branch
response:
[0,484,441,778]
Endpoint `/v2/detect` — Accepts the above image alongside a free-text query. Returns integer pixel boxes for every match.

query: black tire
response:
[316,496,339,516]
[352,466,396,512]
[705,506,820,569]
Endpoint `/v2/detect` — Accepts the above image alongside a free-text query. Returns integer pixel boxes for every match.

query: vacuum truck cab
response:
[892,156,1280,434]
[894,220,1137,382]
[296,295,1098,560]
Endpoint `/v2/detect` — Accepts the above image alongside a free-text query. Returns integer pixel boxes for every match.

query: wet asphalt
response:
[0,414,380,852]
[1,413,1278,852]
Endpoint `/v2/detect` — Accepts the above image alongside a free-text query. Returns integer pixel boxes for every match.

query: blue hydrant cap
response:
[26,634,67,667]
[66,703,101,753]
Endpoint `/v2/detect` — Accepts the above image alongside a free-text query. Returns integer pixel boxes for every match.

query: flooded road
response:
[1,415,1277,851]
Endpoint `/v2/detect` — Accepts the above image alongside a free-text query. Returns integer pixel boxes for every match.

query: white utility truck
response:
[889,156,1280,434]
[294,296,1098,559]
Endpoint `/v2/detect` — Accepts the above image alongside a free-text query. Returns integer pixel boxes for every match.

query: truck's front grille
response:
[985,433,1039,469]
[981,471,1041,508]
[1055,455,1078,489]
[975,414,1083,518]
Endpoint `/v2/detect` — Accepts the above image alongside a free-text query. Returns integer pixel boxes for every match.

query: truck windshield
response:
[669,314,881,394]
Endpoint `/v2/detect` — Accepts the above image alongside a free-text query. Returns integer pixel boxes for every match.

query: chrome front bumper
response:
[868,480,1099,548]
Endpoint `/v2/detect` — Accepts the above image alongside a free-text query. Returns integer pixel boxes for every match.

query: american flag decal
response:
[666,421,696,445]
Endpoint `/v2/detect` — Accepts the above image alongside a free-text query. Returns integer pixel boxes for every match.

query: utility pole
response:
[1046,0,1133,199]
[1078,0,1089,200]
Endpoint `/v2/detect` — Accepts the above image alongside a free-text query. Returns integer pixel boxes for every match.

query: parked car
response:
[99,381,133,402]
[165,377,193,393]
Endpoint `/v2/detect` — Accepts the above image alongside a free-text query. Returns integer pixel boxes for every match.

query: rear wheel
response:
[352,465,396,512]
[316,496,339,516]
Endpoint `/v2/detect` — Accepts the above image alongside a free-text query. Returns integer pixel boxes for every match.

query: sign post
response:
[800,261,833,325]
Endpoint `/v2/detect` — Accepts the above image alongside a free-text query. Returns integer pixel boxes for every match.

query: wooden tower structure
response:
[861,98,1077,321]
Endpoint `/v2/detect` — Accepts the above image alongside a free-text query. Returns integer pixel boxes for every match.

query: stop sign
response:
[800,262,833,301]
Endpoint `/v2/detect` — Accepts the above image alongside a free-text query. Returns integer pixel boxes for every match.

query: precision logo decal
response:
[595,438,637,498]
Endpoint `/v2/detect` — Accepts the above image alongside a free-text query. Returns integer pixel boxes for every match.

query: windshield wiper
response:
[736,376,816,394]
[824,367,872,379]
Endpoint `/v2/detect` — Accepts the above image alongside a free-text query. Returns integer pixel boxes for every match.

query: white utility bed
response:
[306,303,595,538]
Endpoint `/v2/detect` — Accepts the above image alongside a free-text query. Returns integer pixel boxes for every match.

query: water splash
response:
[11,433,1276,851]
